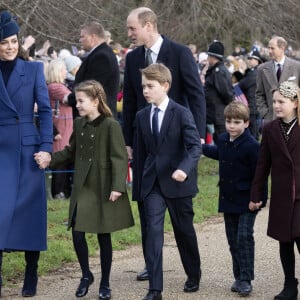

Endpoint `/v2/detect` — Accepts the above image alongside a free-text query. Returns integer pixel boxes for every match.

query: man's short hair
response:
[81,21,105,39]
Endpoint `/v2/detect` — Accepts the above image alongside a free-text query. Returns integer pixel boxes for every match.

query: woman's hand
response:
[34,151,51,169]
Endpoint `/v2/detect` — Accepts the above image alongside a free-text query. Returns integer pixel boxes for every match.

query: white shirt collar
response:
[146,36,163,61]
[151,96,169,113]
[274,56,285,68]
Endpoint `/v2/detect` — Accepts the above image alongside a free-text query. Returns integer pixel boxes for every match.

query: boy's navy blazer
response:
[135,99,202,200]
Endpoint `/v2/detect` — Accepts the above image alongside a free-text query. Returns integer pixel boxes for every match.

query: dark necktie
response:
[145,48,153,66]
[276,63,282,82]
[152,107,159,143]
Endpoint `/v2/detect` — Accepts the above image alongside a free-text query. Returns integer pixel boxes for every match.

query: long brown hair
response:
[75,80,112,117]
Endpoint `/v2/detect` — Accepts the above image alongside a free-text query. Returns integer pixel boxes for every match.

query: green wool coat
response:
[51,115,134,233]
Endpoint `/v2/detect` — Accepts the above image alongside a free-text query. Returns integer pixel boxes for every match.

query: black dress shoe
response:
[231,279,241,292]
[75,272,94,297]
[142,290,162,300]
[99,286,111,299]
[137,268,149,281]
[184,278,199,293]
[238,280,252,297]
[22,275,38,297]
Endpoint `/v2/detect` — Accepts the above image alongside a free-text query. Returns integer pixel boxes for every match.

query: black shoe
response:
[99,286,111,299]
[238,280,252,297]
[184,278,199,293]
[137,268,149,281]
[231,279,241,292]
[142,290,162,300]
[22,275,38,297]
[75,272,94,297]
[274,278,298,300]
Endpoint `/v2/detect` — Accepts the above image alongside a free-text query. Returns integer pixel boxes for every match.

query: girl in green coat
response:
[50,80,134,299]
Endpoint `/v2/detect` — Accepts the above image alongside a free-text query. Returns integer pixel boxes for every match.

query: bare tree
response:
[0,0,299,55]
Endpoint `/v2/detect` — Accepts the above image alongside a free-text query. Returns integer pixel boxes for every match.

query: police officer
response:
[205,41,234,144]
[238,50,263,140]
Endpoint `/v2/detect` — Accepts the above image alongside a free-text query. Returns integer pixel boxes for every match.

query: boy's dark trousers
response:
[144,182,201,291]
[223,211,257,281]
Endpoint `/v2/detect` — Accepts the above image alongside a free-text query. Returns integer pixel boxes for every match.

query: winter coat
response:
[50,115,134,233]
[0,58,53,251]
[203,129,267,213]
[251,120,300,241]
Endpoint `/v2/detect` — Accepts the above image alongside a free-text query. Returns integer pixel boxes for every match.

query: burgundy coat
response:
[250,119,300,242]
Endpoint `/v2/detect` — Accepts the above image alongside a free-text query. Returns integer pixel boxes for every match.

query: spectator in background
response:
[63,54,82,90]
[205,40,234,144]
[256,36,300,122]
[232,45,247,57]
[65,21,120,119]
[46,59,73,199]
[47,46,58,60]
[198,52,208,86]
[238,50,263,139]
[187,43,198,63]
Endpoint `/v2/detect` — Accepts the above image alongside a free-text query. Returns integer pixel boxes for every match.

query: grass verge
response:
[2,156,219,285]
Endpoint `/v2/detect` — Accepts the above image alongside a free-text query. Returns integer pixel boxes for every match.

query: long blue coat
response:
[0,58,53,251]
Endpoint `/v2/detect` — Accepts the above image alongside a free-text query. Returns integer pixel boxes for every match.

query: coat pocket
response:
[22,135,40,145]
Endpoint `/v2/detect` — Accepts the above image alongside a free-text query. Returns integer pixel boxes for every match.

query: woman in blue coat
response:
[0,11,53,297]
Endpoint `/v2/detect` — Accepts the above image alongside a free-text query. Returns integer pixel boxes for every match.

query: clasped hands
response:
[34,151,51,169]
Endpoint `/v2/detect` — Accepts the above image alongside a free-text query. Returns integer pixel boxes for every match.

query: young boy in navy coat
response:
[203,101,267,297]
[135,63,202,300]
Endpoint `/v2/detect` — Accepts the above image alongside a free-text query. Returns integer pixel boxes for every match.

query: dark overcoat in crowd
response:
[250,120,300,242]
[50,115,134,233]
[0,59,53,251]
[68,42,120,117]
[204,61,234,127]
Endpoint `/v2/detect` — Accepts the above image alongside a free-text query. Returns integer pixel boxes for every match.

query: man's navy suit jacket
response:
[135,99,202,200]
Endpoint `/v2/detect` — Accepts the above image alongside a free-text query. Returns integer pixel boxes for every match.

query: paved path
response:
[2,207,299,299]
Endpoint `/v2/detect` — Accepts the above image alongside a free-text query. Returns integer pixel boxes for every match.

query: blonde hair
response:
[46,59,66,84]
[75,80,112,117]
[141,63,172,87]
[224,101,250,121]
[278,80,300,124]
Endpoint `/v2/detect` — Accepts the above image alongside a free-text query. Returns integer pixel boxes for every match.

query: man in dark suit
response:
[256,36,300,122]
[66,21,120,118]
[136,63,201,300]
[123,7,206,281]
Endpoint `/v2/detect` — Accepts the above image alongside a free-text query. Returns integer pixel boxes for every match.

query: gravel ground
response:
[2,207,299,299]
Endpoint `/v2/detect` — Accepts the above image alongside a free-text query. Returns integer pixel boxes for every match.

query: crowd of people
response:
[1,5,300,300]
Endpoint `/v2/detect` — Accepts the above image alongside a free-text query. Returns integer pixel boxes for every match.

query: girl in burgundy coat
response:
[249,80,300,300]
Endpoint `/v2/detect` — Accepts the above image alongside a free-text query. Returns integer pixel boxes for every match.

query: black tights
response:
[279,238,300,281]
[72,230,112,287]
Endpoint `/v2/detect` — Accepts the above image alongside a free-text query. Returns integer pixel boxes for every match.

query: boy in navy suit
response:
[203,101,267,297]
[135,63,202,300]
